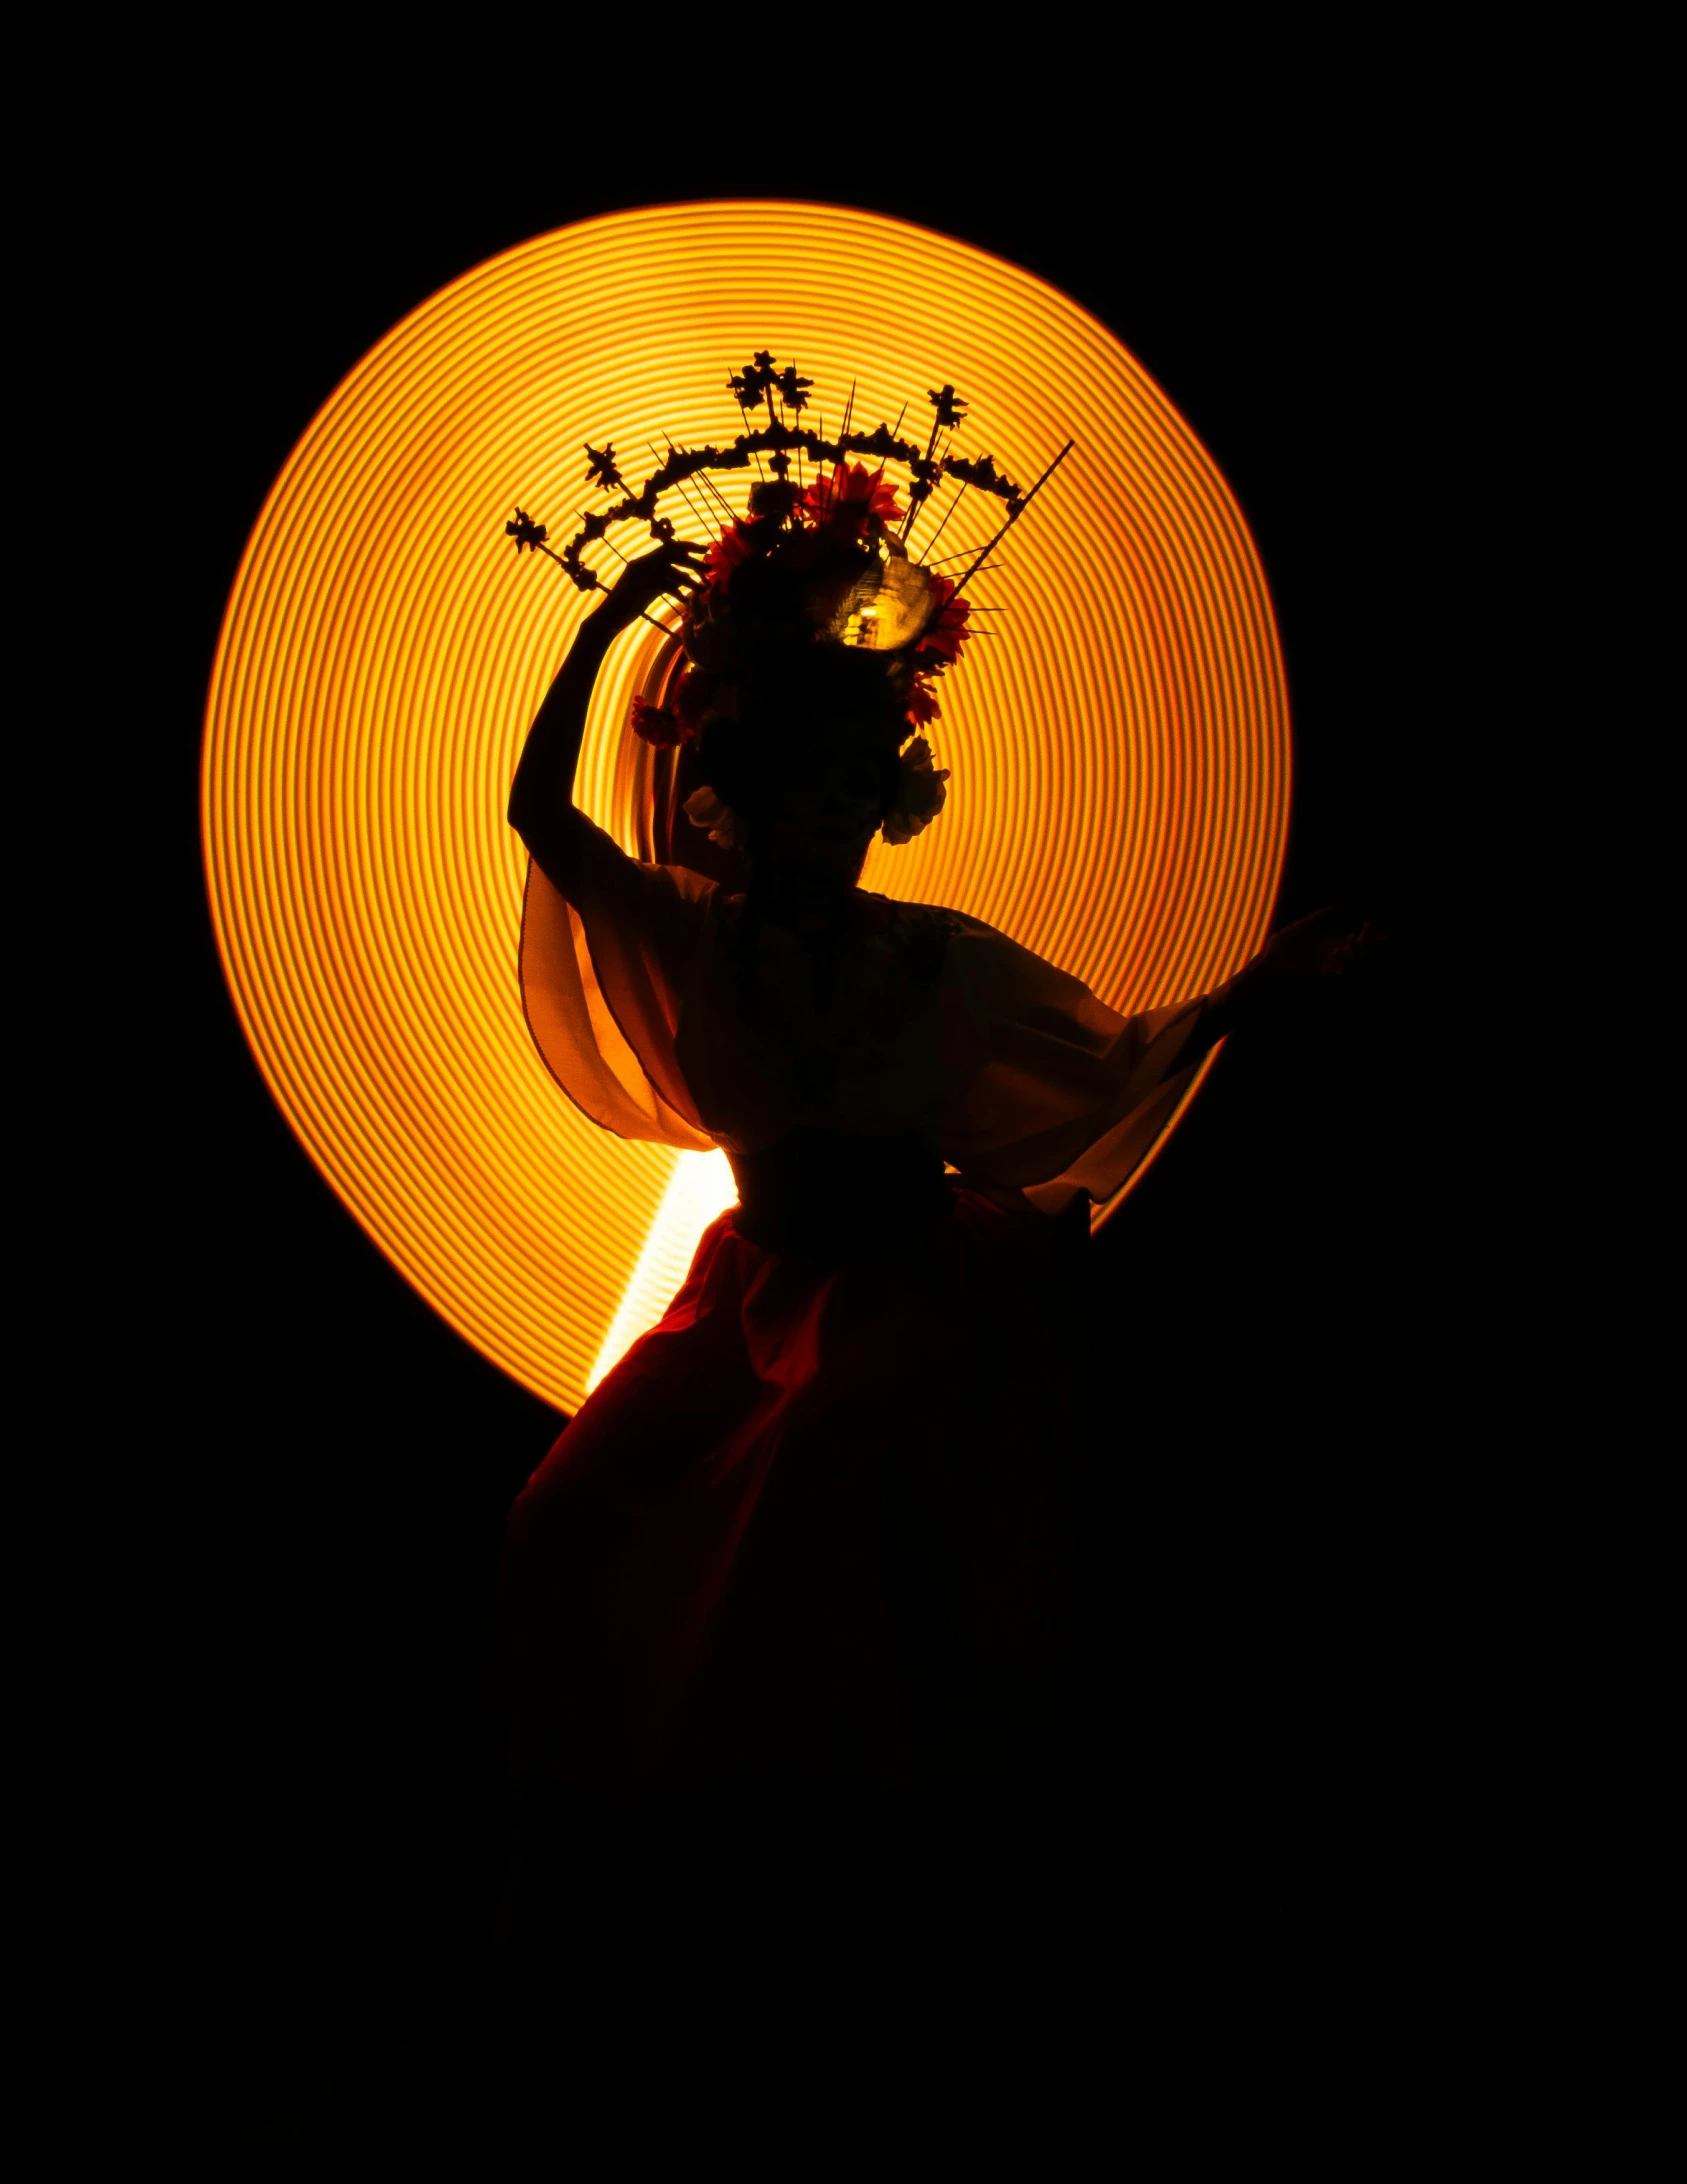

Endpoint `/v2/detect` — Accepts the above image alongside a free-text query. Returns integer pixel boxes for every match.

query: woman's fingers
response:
[608,543,705,615]
[1268,906,1392,980]
[1333,921,1393,975]
[653,542,705,583]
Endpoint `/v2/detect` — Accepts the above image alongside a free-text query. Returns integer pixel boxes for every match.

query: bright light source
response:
[585,1150,738,1395]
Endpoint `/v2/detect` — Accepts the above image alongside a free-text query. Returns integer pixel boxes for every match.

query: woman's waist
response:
[725,1130,956,1266]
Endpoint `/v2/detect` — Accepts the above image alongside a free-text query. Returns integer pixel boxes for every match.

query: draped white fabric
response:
[519,809,1213,1215]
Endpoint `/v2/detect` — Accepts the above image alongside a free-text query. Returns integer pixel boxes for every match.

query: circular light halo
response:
[202,201,1290,1414]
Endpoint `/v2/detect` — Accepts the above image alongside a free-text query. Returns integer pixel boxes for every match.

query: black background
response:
[17,23,1667,2168]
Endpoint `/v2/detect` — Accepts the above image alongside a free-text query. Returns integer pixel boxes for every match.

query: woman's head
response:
[693,647,909,877]
[758,736,896,877]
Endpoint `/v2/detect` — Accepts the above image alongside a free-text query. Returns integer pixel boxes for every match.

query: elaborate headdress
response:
[507,354,1072,850]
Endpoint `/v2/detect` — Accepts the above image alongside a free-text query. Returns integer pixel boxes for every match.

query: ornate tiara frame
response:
[506,352,1073,643]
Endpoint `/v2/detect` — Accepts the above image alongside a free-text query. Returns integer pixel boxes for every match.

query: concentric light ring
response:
[202,201,1290,1415]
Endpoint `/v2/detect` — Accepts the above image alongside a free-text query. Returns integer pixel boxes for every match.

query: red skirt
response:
[488,1187,1089,1801]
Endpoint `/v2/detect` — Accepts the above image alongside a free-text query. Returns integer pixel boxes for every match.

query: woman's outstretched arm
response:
[1196,906,1389,1044]
[507,541,702,893]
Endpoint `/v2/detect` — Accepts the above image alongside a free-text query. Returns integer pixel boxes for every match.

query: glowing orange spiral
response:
[202,201,1290,1414]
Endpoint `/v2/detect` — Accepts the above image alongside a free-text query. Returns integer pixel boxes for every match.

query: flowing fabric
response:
[518,810,1213,1207]
[494,1188,1088,1797]
[492,808,1223,1797]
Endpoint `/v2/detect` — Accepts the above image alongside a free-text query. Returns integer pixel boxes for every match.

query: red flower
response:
[905,675,941,727]
[801,462,902,534]
[630,699,690,748]
[916,571,971,665]
[701,519,761,585]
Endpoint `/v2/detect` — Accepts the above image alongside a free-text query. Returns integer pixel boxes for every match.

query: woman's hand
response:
[1203,905,1391,1040]
[1255,905,1388,989]
[593,539,706,637]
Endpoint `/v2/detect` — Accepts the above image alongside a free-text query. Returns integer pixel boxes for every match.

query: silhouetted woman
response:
[481,446,1378,2140]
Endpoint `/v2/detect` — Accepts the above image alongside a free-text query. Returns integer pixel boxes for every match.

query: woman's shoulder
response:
[857,889,980,939]
[662,859,721,908]
[555,811,720,910]
[863,893,1037,969]
[855,890,978,979]
[880,896,1109,1026]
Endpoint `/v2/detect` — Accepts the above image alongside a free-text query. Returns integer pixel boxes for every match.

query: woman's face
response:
[762,738,886,878]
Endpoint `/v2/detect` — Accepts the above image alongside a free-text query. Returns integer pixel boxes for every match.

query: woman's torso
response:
[676,887,962,1150]
[674,887,968,1264]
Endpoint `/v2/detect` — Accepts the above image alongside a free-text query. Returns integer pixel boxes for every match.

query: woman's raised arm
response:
[507,540,703,894]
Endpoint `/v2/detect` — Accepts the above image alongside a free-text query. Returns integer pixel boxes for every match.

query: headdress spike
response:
[944,439,1075,599]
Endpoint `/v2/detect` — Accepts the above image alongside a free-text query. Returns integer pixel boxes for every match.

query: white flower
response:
[880,736,950,845]
[682,783,751,851]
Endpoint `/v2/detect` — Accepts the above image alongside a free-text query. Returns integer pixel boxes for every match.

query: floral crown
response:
[506,354,1072,848]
